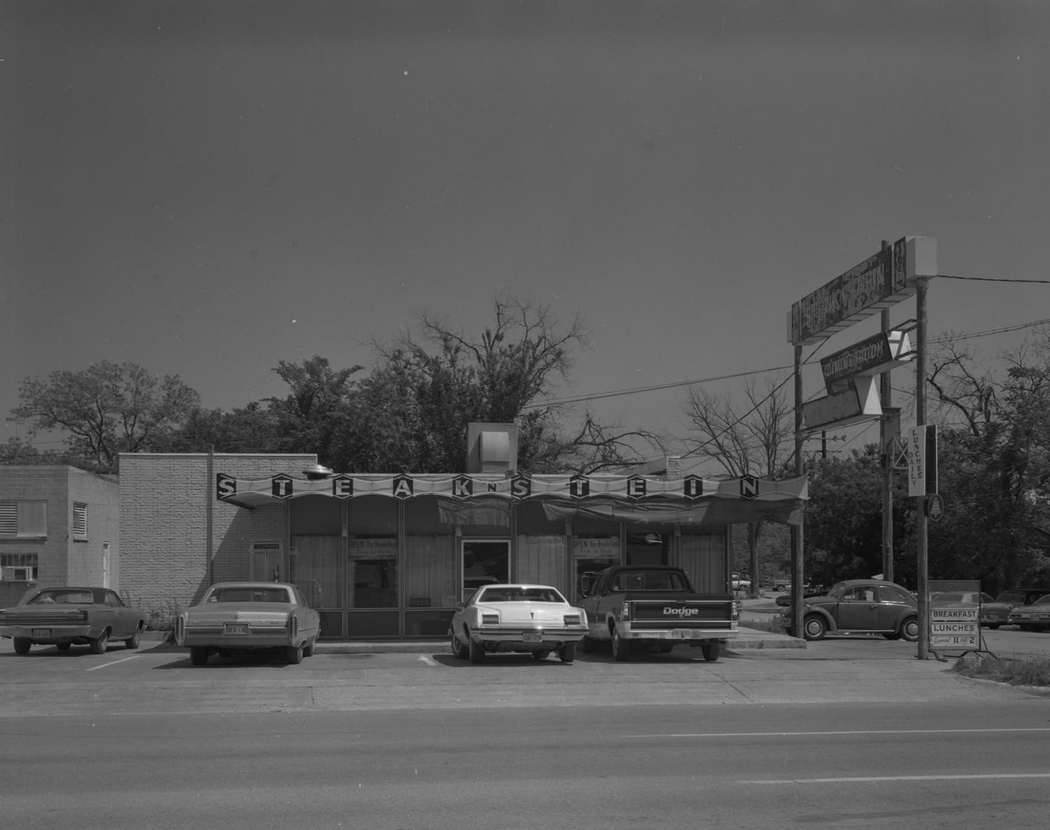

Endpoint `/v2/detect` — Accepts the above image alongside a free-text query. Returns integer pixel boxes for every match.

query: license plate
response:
[224,623,250,635]
[32,628,51,637]
[522,632,542,643]
[673,629,691,638]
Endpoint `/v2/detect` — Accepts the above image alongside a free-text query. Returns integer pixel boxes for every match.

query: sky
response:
[4,0,1050,470]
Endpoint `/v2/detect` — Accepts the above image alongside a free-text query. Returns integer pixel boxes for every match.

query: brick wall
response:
[119,453,316,617]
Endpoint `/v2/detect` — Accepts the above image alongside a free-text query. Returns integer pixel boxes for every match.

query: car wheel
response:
[611,626,630,661]
[802,615,827,641]
[303,639,315,657]
[701,642,720,662]
[285,644,304,665]
[532,650,551,661]
[558,643,576,664]
[190,647,210,666]
[90,630,109,654]
[580,635,596,653]
[449,628,468,660]
[13,637,31,656]
[56,642,72,651]
[900,616,920,642]
[125,630,141,650]
[468,636,485,664]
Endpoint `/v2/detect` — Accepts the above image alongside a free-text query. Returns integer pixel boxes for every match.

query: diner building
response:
[119,427,806,640]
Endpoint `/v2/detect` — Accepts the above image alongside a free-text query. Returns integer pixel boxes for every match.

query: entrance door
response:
[461,539,510,601]
[251,542,282,582]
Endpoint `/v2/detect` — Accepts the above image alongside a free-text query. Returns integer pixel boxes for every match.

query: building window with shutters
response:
[0,501,47,539]
[73,502,88,541]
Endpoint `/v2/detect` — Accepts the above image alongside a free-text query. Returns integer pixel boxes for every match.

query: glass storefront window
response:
[292,536,342,608]
[461,539,509,600]
[405,535,457,609]
[349,537,397,608]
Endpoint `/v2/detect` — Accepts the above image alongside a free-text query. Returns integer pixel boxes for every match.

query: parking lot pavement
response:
[1,629,1038,719]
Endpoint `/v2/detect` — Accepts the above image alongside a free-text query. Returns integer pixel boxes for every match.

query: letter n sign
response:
[740,475,759,499]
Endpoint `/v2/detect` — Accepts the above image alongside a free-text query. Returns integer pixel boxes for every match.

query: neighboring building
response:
[118,437,807,640]
[0,466,119,607]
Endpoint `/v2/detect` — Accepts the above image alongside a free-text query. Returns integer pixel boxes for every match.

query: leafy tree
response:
[267,356,363,464]
[10,361,199,473]
[161,403,280,454]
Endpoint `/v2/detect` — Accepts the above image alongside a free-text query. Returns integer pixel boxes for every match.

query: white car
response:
[449,584,588,664]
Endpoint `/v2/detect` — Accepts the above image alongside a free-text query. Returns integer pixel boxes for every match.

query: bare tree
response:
[684,378,794,595]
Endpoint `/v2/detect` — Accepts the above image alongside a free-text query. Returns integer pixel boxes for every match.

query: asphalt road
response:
[3,702,1050,829]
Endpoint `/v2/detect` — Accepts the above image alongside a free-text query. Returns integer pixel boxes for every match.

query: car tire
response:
[125,630,141,650]
[580,635,596,653]
[303,639,315,657]
[468,636,485,664]
[56,642,71,652]
[611,626,630,661]
[285,645,304,665]
[701,642,720,662]
[803,615,827,641]
[558,643,576,664]
[13,637,31,656]
[532,650,551,661]
[190,646,210,666]
[900,616,920,642]
[90,630,109,654]
[450,629,468,660]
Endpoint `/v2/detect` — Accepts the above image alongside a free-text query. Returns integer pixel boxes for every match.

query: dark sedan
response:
[780,579,919,641]
[0,586,146,655]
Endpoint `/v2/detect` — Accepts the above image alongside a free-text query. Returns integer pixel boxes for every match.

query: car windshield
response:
[825,582,849,599]
[208,587,291,603]
[1032,595,1050,606]
[29,590,94,604]
[478,587,565,603]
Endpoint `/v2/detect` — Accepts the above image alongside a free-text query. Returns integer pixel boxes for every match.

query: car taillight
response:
[563,614,581,625]
[482,614,499,625]
[731,600,740,621]
[619,602,631,621]
[288,615,297,639]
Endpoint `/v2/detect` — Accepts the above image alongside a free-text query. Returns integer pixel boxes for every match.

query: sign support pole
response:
[880,241,894,583]
[791,343,805,638]
[916,277,930,660]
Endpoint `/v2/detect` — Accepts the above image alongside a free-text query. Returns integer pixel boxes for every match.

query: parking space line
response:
[86,654,142,672]
[417,655,436,666]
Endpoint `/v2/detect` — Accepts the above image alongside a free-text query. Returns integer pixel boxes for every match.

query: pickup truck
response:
[578,565,738,662]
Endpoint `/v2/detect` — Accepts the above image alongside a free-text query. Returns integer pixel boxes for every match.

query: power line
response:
[938,274,1050,284]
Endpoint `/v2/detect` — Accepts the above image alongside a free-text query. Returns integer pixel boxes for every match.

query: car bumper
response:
[0,625,98,644]
[472,626,587,650]
[179,629,297,649]
[618,623,737,641]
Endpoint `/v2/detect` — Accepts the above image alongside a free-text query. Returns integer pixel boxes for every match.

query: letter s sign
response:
[216,474,237,500]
